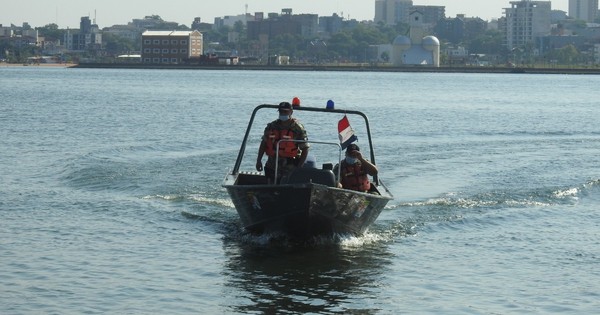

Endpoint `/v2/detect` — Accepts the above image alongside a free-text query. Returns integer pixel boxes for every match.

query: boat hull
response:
[223,174,392,238]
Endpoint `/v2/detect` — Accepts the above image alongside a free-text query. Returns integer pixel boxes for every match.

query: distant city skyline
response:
[1,0,570,29]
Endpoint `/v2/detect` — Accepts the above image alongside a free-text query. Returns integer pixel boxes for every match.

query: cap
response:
[278,102,293,111]
[346,143,360,153]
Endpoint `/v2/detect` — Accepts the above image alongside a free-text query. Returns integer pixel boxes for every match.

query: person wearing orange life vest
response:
[256,102,310,183]
[333,143,378,192]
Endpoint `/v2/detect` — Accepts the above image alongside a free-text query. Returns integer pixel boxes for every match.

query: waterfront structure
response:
[569,0,599,22]
[391,11,440,66]
[141,30,203,64]
[503,0,552,51]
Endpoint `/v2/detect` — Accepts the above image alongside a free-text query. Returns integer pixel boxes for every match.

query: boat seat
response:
[282,167,336,187]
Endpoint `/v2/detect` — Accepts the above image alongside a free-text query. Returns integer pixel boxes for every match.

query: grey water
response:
[1,66,599,314]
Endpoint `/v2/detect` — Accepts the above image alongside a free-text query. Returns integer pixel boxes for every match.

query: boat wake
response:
[226,230,394,247]
[142,193,234,208]
[391,179,600,211]
[372,179,600,237]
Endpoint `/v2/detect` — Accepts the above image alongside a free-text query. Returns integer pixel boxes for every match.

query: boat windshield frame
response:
[232,104,380,185]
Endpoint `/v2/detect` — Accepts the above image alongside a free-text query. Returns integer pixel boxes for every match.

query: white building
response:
[504,0,552,50]
[569,0,599,22]
[391,11,440,66]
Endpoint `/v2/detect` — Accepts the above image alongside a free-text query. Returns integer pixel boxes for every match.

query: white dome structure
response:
[422,36,440,51]
[389,10,440,67]
[392,35,411,50]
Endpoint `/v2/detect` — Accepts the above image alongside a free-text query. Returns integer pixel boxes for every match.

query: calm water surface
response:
[1,67,599,314]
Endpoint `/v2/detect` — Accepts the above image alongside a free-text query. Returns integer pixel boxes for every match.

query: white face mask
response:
[279,115,290,121]
[345,156,358,164]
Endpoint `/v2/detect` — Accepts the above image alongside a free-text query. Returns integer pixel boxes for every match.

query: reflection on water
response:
[221,235,394,314]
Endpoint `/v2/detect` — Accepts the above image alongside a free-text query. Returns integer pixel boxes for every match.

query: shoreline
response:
[1,62,77,68]
[4,62,600,74]
[72,63,600,75]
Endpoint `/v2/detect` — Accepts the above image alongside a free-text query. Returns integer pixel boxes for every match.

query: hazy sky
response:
[1,0,569,29]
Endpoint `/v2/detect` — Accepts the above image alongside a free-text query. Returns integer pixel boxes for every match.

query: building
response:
[411,5,446,24]
[319,13,344,36]
[0,24,14,37]
[435,14,487,44]
[131,15,180,30]
[0,23,41,60]
[391,11,440,66]
[64,17,102,52]
[503,1,552,50]
[246,9,317,41]
[141,30,203,64]
[569,0,599,22]
[375,0,413,25]
[213,14,251,30]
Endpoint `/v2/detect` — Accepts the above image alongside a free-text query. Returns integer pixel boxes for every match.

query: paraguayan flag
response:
[338,115,358,149]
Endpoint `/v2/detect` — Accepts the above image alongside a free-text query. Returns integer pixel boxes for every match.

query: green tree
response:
[103,32,137,55]
[467,30,505,54]
[327,31,357,61]
[545,44,582,65]
[324,24,392,62]
[269,33,304,56]
[36,23,65,41]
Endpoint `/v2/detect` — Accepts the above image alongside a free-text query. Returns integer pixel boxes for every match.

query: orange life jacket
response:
[265,128,299,158]
[340,161,370,192]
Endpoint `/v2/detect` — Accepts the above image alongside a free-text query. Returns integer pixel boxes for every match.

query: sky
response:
[1,0,570,29]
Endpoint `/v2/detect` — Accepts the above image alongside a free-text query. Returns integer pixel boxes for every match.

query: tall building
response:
[375,0,413,25]
[411,5,446,24]
[246,9,317,41]
[503,0,551,50]
[64,16,102,51]
[569,0,599,22]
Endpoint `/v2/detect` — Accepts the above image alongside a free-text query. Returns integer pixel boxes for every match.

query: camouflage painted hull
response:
[223,173,392,238]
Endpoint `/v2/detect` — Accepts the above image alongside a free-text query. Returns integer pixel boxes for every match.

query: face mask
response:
[279,115,289,121]
[345,157,357,164]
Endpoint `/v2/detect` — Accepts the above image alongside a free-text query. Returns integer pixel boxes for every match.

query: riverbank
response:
[70,62,600,75]
[1,62,77,68]
[5,61,599,74]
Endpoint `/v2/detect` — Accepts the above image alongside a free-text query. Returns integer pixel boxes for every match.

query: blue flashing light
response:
[326,100,334,109]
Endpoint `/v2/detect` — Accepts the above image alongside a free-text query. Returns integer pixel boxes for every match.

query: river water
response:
[1,66,599,314]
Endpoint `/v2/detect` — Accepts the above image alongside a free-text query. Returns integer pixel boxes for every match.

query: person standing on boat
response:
[256,102,310,184]
[334,144,378,192]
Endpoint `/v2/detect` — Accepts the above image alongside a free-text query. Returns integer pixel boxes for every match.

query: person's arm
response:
[353,151,378,176]
[256,126,270,171]
[256,139,266,171]
[297,147,309,167]
[294,122,309,167]
[332,163,343,188]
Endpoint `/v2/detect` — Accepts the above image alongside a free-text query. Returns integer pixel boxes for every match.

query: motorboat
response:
[222,104,393,239]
